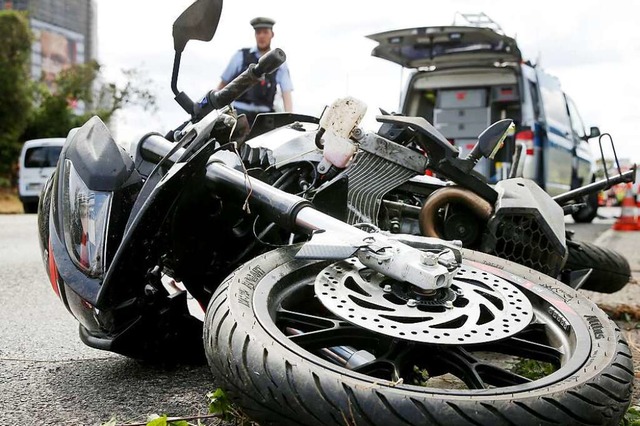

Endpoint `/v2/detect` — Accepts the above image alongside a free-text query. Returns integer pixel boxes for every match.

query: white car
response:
[18,138,65,213]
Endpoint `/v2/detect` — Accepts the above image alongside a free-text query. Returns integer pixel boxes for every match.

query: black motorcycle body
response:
[37,1,634,424]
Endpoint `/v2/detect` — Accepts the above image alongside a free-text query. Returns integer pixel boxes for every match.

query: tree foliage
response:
[0,10,157,184]
[22,60,157,141]
[0,10,32,178]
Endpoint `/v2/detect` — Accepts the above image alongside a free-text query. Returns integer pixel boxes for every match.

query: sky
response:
[97,0,640,164]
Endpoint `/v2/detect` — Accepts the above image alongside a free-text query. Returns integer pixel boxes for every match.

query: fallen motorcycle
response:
[37,0,633,425]
[243,101,634,294]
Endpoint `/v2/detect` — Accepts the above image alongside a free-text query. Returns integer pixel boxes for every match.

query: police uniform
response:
[220,17,293,124]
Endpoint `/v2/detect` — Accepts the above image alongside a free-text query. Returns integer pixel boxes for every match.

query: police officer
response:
[217,17,293,125]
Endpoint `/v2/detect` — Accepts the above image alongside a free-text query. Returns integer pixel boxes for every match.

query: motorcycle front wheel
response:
[204,244,633,426]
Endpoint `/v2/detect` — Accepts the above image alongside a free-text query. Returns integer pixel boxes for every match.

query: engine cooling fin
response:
[345,151,415,225]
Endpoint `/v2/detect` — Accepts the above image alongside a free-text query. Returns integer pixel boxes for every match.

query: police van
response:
[367,25,601,222]
[18,138,65,213]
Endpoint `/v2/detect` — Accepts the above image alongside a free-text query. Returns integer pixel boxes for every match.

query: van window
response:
[566,96,586,139]
[24,146,62,168]
[538,83,571,133]
[528,81,541,119]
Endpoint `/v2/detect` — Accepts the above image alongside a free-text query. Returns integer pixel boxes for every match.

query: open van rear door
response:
[367,26,521,68]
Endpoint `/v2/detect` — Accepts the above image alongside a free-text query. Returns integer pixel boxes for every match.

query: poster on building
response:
[30,19,85,88]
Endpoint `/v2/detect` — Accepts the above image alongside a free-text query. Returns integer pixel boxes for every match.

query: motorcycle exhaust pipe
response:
[419,186,493,239]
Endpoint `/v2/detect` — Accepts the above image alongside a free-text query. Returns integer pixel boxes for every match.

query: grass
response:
[0,188,23,214]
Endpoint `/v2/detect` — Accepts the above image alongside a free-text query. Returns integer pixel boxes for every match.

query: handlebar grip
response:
[254,48,286,76]
[201,48,287,115]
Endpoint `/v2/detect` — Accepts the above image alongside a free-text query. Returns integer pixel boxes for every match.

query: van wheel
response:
[22,201,38,214]
[571,190,598,223]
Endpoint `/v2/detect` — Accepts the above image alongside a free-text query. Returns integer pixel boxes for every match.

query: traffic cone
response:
[612,183,639,231]
[635,168,640,227]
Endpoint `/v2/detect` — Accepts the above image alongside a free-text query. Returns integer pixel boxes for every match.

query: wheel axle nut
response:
[420,252,438,266]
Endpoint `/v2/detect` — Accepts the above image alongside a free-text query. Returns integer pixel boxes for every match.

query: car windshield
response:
[25,146,62,168]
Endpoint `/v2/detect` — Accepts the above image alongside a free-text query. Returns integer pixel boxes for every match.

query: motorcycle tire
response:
[204,244,633,426]
[565,240,631,293]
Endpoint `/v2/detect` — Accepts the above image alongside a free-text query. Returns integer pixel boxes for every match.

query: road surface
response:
[0,211,630,424]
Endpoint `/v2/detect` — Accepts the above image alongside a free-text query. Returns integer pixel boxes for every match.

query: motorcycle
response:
[243,105,634,294]
[37,0,634,425]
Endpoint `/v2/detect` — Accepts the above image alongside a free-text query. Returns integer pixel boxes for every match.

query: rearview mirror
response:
[467,119,515,163]
[587,126,601,140]
[173,0,223,52]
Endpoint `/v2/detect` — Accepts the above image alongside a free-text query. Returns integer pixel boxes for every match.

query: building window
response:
[1,0,28,10]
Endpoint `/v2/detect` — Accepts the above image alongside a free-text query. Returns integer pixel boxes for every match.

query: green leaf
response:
[207,388,233,421]
[207,388,229,412]
[146,414,168,426]
[101,418,117,426]
[622,406,640,426]
[168,421,190,426]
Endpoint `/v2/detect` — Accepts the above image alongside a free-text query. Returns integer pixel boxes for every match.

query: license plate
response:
[27,183,43,191]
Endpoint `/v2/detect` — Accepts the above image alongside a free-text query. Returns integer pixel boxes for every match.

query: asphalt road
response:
[0,211,622,425]
[0,215,218,426]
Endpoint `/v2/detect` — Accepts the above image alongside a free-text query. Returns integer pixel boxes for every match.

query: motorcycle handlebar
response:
[196,48,286,118]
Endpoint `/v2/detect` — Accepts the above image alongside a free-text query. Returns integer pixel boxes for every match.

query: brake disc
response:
[315,257,533,345]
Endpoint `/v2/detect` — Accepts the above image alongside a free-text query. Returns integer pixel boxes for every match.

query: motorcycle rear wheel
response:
[565,240,631,293]
[204,244,633,426]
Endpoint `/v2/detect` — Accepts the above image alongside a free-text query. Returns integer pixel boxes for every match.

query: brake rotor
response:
[315,257,533,345]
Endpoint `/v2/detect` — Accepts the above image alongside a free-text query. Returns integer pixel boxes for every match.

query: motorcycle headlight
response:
[61,159,112,277]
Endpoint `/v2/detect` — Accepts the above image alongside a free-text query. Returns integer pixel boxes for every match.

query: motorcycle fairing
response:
[48,117,142,305]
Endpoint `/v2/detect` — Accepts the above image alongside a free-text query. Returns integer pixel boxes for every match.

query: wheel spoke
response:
[351,340,413,382]
[277,308,341,331]
[434,347,487,389]
[473,334,563,365]
[503,336,563,363]
[352,359,399,381]
[286,323,380,350]
[476,363,532,387]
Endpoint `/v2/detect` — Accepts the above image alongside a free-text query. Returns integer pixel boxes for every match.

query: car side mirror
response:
[173,0,223,53]
[587,126,601,140]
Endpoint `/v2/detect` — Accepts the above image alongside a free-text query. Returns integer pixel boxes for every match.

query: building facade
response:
[0,0,97,86]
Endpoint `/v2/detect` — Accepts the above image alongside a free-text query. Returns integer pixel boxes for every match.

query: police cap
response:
[250,17,275,30]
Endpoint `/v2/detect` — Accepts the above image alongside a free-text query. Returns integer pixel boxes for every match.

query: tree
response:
[22,61,157,141]
[0,10,32,181]
[0,10,156,186]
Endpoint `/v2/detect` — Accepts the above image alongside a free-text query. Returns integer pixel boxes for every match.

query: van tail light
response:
[516,130,535,155]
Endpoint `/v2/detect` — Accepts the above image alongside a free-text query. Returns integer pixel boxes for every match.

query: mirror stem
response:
[171,51,195,114]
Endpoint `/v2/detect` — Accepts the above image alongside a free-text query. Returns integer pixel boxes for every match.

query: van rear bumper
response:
[19,195,39,204]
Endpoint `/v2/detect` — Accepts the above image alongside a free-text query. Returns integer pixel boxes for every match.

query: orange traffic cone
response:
[635,169,640,227]
[613,184,639,231]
